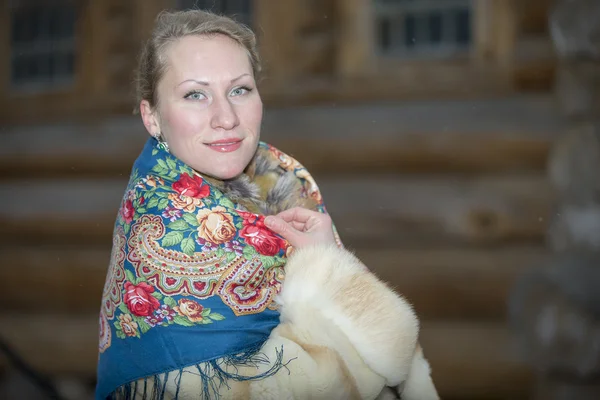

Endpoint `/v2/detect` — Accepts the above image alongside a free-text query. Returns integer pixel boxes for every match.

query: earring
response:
[154,133,169,153]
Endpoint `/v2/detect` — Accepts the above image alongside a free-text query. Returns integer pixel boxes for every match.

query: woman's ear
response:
[140,100,161,137]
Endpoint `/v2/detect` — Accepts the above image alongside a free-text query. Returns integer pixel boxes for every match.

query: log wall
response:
[0,95,562,399]
[0,1,560,399]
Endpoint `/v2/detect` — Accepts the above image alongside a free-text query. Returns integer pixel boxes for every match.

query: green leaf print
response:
[182,213,200,227]
[243,245,256,259]
[181,237,196,256]
[152,291,164,301]
[125,270,137,285]
[118,303,129,314]
[151,164,165,174]
[137,318,152,334]
[158,198,169,210]
[260,256,276,269]
[226,251,237,263]
[168,219,190,231]
[173,315,195,327]
[208,313,225,321]
[178,165,193,175]
[218,196,235,209]
[164,297,177,308]
[157,159,168,169]
[147,197,159,209]
[201,308,211,317]
[162,231,184,247]
[166,158,177,170]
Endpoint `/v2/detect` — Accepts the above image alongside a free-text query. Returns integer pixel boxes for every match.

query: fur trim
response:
[219,174,262,204]
[396,345,439,400]
[277,244,421,389]
[204,145,315,216]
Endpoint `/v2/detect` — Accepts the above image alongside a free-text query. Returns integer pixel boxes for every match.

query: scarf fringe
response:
[108,344,289,400]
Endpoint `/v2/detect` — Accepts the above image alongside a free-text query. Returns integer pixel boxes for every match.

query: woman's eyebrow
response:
[177,73,251,88]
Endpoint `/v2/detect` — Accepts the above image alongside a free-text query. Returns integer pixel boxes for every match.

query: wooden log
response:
[547,123,600,205]
[0,175,553,247]
[322,175,554,247]
[546,123,600,251]
[334,0,373,78]
[0,134,554,179]
[0,245,549,319]
[532,375,600,400]
[359,246,549,320]
[0,316,533,399]
[507,252,600,400]
[547,205,600,251]
[0,246,108,315]
[549,0,600,61]
[554,61,600,119]
[0,314,98,377]
[512,36,556,92]
[0,96,566,178]
[420,321,533,400]
[253,0,306,84]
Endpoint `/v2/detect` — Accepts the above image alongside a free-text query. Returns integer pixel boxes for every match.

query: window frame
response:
[0,0,96,124]
[335,0,518,97]
[8,0,79,95]
[373,0,474,60]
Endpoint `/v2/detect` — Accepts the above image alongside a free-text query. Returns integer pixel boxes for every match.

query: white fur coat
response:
[138,244,439,399]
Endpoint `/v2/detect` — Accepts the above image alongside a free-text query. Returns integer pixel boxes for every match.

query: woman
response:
[96,9,438,400]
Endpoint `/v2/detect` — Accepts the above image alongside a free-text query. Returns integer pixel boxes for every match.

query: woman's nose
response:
[210,97,240,131]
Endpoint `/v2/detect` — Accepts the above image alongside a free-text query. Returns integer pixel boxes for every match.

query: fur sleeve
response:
[278,244,420,386]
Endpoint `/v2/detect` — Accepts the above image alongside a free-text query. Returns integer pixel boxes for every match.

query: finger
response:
[289,220,307,231]
[276,207,314,224]
[264,215,302,244]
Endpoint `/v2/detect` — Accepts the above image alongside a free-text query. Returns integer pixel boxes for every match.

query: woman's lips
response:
[205,139,243,153]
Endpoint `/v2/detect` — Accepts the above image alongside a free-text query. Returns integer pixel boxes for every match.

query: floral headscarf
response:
[96,137,340,399]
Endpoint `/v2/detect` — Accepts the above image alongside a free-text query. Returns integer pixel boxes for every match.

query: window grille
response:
[9,1,77,93]
[374,0,472,58]
[177,0,253,27]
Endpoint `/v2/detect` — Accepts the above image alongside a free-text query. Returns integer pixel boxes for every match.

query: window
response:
[374,0,472,58]
[177,0,253,27]
[9,1,77,93]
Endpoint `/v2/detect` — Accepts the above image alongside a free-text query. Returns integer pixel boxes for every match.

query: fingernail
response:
[264,216,274,227]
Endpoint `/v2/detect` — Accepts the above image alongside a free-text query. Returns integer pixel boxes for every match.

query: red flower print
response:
[172,173,210,199]
[120,199,135,224]
[237,210,259,226]
[123,282,160,317]
[240,224,286,256]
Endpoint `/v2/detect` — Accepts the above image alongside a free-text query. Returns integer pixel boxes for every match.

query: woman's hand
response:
[264,207,336,249]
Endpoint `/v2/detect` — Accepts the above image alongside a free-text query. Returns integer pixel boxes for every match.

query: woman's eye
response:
[185,91,206,100]
[230,87,251,97]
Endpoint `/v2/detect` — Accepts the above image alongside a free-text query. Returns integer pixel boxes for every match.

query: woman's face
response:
[141,34,263,180]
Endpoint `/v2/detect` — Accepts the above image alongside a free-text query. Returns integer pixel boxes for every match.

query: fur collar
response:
[202,145,319,216]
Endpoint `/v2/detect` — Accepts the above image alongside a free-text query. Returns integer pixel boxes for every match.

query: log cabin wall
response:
[0,0,557,125]
[0,1,563,399]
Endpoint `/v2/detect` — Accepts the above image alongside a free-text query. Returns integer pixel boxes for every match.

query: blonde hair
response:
[134,9,261,111]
